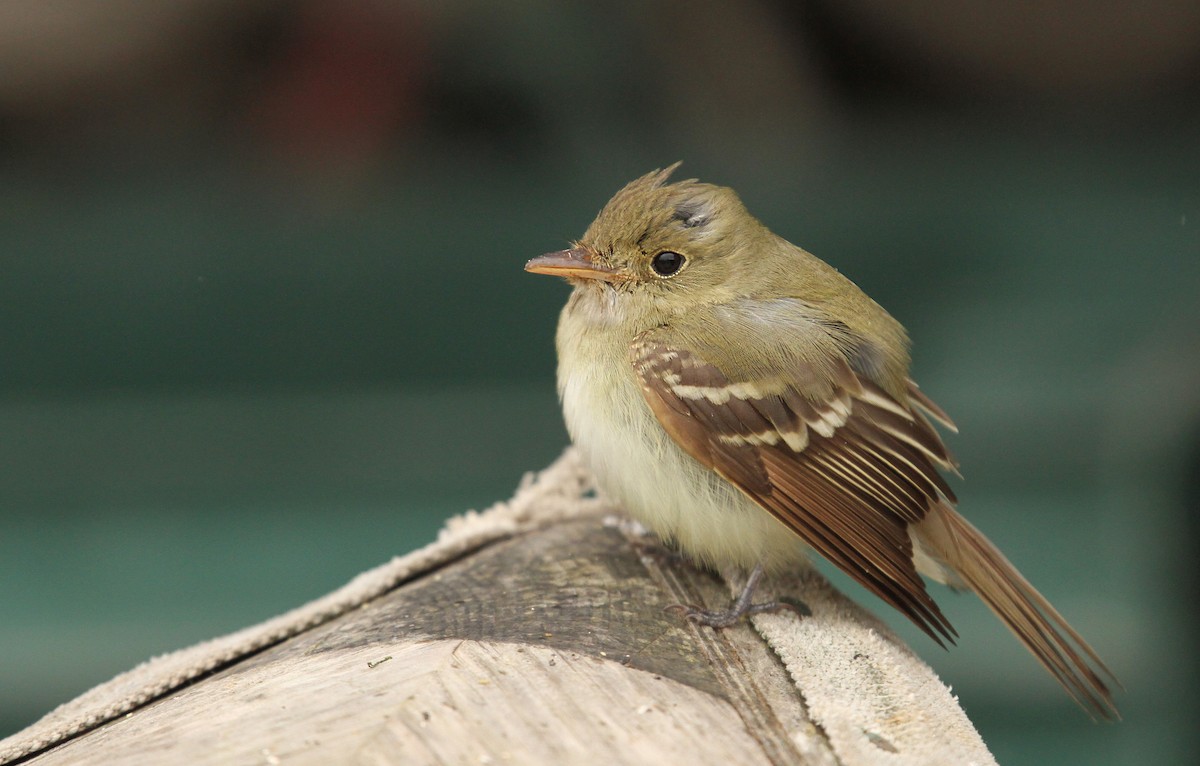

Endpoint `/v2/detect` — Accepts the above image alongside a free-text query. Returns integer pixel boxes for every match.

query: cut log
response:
[0,450,995,766]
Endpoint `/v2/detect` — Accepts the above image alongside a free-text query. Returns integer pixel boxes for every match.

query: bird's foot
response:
[665,563,810,629]
[666,599,807,628]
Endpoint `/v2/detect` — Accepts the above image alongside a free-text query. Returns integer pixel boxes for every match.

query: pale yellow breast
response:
[555,304,807,572]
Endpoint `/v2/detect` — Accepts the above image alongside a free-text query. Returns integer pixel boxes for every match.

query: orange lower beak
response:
[525,248,625,283]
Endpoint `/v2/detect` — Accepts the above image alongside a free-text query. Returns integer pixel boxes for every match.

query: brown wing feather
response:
[631,337,959,644]
[631,335,1120,719]
[907,379,958,432]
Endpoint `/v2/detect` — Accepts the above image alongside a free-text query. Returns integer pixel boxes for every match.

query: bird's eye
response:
[650,251,685,277]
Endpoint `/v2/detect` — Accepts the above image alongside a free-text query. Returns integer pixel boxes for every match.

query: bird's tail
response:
[913,503,1121,720]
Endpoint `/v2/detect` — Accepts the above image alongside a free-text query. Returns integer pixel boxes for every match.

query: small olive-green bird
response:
[525,164,1118,719]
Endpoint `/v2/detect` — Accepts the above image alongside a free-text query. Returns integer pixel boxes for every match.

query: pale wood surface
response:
[22,517,841,765]
[12,496,1000,766]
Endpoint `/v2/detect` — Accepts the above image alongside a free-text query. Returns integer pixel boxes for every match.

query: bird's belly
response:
[559,357,807,572]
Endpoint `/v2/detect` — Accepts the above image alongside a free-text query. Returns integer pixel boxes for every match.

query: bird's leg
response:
[668,564,810,629]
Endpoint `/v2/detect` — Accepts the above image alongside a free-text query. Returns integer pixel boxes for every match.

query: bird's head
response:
[526,164,770,328]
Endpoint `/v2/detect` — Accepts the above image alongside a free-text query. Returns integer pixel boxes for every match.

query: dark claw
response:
[663,602,701,618]
[669,599,807,629]
[664,564,811,629]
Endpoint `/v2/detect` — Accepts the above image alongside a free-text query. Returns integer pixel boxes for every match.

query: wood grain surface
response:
[22,518,840,765]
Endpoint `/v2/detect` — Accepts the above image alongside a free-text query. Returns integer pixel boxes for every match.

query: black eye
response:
[650,251,685,277]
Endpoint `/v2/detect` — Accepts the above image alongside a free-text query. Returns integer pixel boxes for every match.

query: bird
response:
[524,163,1119,719]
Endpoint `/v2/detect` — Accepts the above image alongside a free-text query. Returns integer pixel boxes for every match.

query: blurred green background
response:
[1,1,1197,763]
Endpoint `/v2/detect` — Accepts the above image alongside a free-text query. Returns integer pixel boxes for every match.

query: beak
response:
[525,247,625,283]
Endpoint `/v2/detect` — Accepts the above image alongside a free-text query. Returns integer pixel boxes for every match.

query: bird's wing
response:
[630,316,961,645]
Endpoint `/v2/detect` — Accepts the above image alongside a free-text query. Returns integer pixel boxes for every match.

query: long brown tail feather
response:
[917,504,1121,720]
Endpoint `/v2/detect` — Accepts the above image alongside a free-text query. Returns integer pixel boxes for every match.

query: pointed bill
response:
[525,248,627,283]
